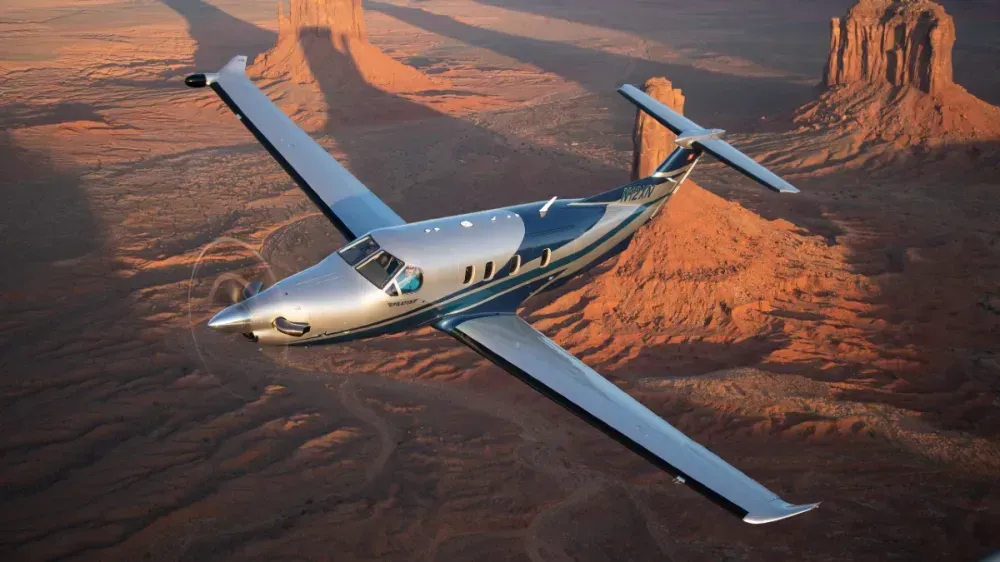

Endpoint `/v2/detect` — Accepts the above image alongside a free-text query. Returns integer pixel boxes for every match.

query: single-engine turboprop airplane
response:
[186,56,818,524]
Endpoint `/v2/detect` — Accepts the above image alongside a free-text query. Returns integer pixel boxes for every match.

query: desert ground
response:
[1,0,999,560]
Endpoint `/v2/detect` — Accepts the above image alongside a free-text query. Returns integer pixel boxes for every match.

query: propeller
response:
[187,236,288,374]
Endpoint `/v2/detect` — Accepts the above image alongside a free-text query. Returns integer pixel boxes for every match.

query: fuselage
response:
[224,189,675,346]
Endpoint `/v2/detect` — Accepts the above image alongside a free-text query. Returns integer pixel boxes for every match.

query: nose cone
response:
[208,302,252,333]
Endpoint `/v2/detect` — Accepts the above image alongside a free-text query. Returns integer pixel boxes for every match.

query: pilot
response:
[399,265,422,293]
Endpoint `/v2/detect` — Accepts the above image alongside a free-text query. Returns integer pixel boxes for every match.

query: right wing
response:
[187,55,406,241]
[441,314,818,524]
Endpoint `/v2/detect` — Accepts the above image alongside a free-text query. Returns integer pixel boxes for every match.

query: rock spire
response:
[631,77,685,180]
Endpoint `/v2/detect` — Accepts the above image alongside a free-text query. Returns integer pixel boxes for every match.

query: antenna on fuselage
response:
[539,196,557,217]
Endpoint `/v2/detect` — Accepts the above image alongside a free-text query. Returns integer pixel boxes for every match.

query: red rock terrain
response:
[1,0,999,560]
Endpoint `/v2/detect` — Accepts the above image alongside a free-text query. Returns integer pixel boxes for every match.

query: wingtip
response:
[764,178,800,194]
[743,501,819,525]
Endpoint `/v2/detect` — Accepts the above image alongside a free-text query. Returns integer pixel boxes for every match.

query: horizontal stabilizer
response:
[618,84,799,194]
[695,137,799,194]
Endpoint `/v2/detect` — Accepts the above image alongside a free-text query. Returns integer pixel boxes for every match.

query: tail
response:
[583,84,799,205]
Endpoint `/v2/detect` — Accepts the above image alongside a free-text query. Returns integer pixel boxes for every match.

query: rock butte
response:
[284,0,367,42]
[798,0,1000,151]
[256,0,436,90]
[824,0,954,96]
[252,0,445,127]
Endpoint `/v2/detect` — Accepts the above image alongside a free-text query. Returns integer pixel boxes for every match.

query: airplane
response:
[185,55,818,524]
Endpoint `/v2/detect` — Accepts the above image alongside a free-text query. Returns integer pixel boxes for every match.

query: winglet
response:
[743,501,820,525]
[185,55,245,89]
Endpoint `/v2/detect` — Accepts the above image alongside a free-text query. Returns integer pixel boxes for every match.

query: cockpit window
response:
[339,236,380,266]
[394,266,423,295]
[357,251,403,289]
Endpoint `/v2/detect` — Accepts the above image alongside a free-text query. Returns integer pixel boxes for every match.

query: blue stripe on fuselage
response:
[507,199,605,266]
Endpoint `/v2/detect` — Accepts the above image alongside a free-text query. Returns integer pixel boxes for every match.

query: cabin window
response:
[540,248,552,267]
[394,266,423,294]
[509,255,521,275]
[462,265,475,285]
[484,261,495,280]
[339,236,380,266]
[357,250,403,289]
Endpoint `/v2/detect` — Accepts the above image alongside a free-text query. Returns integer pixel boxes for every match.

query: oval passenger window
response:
[509,255,521,274]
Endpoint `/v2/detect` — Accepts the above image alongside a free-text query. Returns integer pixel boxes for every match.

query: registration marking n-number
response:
[619,184,654,202]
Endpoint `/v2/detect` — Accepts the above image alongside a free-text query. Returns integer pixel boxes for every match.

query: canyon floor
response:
[1,0,999,560]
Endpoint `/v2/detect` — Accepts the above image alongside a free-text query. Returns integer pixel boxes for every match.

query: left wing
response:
[441,314,818,524]
[186,55,405,241]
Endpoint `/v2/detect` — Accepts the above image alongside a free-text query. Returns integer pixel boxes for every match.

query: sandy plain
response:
[1,0,998,560]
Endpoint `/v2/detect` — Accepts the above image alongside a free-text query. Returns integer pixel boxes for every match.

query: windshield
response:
[357,250,403,288]
[339,236,380,266]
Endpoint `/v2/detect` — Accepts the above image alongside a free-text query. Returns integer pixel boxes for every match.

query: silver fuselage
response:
[232,191,673,346]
